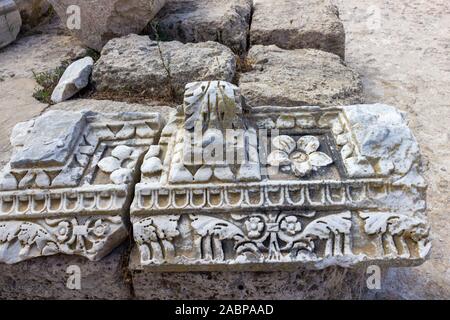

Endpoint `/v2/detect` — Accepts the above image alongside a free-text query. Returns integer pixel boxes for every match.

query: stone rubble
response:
[0,0,21,49]
[239,45,363,107]
[92,34,236,100]
[47,0,167,51]
[150,0,253,53]
[251,0,346,58]
[51,57,94,103]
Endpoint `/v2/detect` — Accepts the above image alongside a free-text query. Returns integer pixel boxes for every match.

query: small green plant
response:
[32,61,70,104]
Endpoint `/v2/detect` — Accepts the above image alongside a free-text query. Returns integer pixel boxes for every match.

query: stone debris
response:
[239,45,363,107]
[51,57,94,103]
[129,80,430,271]
[92,34,236,100]
[251,0,346,58]
[0,0,21,49]
[150,0,253,53]
[0,108,163,264]
[47,0,167,51]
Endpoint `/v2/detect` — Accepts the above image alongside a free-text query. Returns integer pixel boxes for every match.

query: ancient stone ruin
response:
[0,80,430,271]
[0,0,433,299]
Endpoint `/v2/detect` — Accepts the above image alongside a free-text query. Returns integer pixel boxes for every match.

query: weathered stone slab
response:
[0,0,21,49]
[239,45,363,107]
[51,57,94,103]
[130,80,430,272]
[0,244,132,299]
[92,34,236,100]
[47,0,167,51]
[0,109,163,264]
[150,0,253,53]
[251,0,345,58]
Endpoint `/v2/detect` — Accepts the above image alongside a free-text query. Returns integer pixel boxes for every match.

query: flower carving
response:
[98,145,139,184]
[280,216,302,236]
[90,219,110,238]
[56,221,72,242]
[245,217,265,238]
[267,135,333,177]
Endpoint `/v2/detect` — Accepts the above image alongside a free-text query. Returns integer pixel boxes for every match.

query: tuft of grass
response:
[32,61,70,104]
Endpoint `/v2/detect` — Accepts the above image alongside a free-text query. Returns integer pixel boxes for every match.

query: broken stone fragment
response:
[92,34,236,100]
[130,81,430,271]
[239,45,363,107]
[51,57,94,103]
[0,108,163,264]
[0,0,21,49]
[47,0,167,51]
[150,0,253,53]
[251,0,346,58]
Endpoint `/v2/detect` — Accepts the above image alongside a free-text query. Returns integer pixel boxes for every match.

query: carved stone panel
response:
[130,80,430,271]
[0,110,163,264]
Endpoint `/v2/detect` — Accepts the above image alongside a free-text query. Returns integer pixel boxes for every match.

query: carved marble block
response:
[130,80,430,271]
[0,110,163,264]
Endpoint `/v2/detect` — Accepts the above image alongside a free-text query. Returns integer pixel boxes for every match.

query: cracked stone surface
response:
[251,0,345,58]
[47,0,167,51]
[239,45,363,107]
[150,0,253,53]
[92,34,236,100]
[15,0,50,28]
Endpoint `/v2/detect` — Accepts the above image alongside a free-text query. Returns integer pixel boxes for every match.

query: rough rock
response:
[47,0,167,51]
[150,0,252,53]
[239,45,363,107]
[92,34,236,100]
[51,57,94,103]
[131,266,368,299]
[250,0,345,58]
[0,0,21,49]
[15,0,50,28]
[0,244,132,299]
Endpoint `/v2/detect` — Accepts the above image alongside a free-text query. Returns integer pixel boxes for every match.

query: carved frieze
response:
[130,81,430,271]
[0,110,163,263]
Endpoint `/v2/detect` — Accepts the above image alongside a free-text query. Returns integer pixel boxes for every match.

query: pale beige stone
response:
[239,45,363,107]
[47,0,167,51]
[251,0,345,58]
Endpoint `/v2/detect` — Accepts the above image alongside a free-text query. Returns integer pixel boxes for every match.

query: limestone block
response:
[92,34,236,100]
[251,0,346,58]
[0,0,21,49]
[15,0,50,27]
[239,45,363,107]
[129,80,430,272]
[51,57,94,103]
[150,0,253,53]
[47,0,167,51]
[0,109,163,264]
